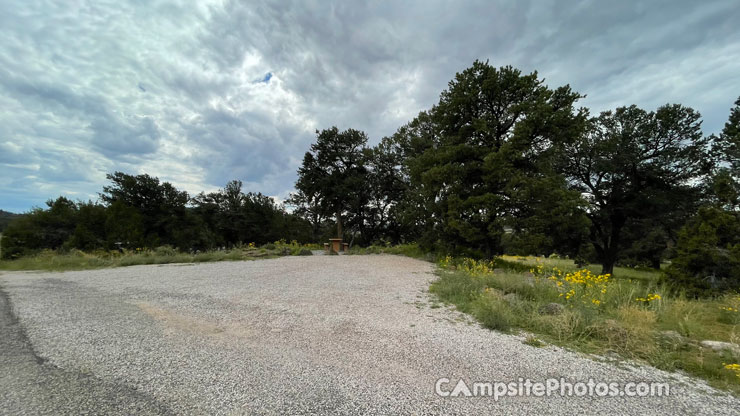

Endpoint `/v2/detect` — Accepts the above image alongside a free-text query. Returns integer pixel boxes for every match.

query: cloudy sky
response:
[1,0,739,212]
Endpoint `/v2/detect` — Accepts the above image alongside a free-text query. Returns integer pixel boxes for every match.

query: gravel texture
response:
[1,255,738,415]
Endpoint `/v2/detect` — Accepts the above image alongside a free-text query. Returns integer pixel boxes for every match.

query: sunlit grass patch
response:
[0,241,321,272]
[500,254,662,282]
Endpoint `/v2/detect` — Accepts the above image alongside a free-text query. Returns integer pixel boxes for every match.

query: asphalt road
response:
[1,255,738,415]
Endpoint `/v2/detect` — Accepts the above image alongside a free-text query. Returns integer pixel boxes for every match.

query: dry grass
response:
[0,240,321,272]
[430,254,740,393]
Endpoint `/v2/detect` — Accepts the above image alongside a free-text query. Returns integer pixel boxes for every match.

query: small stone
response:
[699,340,740,354]
[538,302,565,315]
[657,330,688,346]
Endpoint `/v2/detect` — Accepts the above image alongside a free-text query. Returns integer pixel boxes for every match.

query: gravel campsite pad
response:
[1,255,738,415]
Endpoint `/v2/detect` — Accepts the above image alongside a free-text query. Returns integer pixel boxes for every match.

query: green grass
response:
[0,240,321,272]
[430,255,740,394]
[347,243,434,260]
[500,254,663,282]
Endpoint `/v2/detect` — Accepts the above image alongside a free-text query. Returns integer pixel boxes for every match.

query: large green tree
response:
[400,61,588,257]
[715,96,740,174]
[710,96,740,210]
[294,127,369,240]
[559,104,711,274]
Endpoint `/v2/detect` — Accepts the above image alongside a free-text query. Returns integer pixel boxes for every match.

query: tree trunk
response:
[600,253,616,276]
[336,208,343,239]
[311,213,320,243]
[599,216,624,276]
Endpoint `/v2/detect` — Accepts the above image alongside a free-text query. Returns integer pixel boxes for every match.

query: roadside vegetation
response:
[429,254,740,393]
[347,243,432,260]
[0,240,320,272]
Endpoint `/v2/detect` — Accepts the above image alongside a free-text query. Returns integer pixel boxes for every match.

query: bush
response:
[471,296,515,331]
[154,245,178,256]
[663,207,740,296]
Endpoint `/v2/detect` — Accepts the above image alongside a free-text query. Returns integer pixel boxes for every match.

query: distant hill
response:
[0,210,21,232]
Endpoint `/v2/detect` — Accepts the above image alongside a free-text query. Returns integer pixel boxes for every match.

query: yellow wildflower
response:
[723,363,740,378]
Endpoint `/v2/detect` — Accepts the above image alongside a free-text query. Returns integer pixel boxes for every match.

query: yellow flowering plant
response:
[723,363,740,379]
[718,294,740,324]
[635,293,662,302]
[532,266,610,309]
[438,256,496,277]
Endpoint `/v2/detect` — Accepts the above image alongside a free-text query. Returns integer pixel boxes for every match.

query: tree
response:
[68,201,107,251]
[502,175,590,258]
[0,210,21,233]
[559,104,711,274]
[286,188,327,242]
[104,200,145,248]
[294,127,369,240]
[100,172,189,247]
[361,136,409,244]
[192,180,312,246]
[0,197,80,258]
[400,61,588,257]
[662,97,740,295]
[710,96,740,211]
[663,206,740,296]
[714,96,740,175]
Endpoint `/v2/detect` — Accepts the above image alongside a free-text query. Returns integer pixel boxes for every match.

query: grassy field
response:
[0,241,321,272]
[430,254,740,393]
[499,254,665,282]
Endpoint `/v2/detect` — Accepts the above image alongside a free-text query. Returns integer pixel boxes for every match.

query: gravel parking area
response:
[1,255,738,415]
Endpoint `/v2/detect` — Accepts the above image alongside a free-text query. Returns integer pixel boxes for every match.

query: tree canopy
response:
[558,104,711,274]
[293,127,369,239]
[399,61,589,257]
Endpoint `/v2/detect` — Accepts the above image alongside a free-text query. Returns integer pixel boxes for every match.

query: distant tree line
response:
[2,61,738,295]
[0,210,20,233]
[1,173,312,258]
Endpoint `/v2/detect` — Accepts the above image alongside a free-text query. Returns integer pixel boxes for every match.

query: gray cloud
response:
[1,0,739,211]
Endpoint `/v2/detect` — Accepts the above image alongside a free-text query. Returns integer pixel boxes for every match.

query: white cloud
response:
[1,0,739,212]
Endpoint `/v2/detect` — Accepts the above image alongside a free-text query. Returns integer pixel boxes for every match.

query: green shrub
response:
[662,206,740,296]
[471,296,515,331]
[154,245,178,256]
